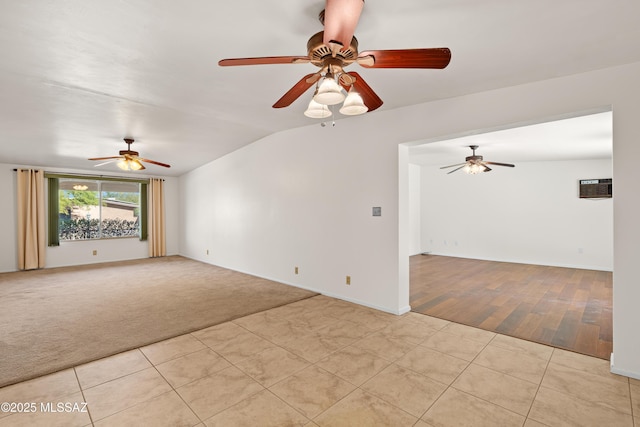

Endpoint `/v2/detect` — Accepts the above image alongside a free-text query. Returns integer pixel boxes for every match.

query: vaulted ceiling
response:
[1,1,638,176]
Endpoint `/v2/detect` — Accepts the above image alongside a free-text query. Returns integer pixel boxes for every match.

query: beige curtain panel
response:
[17,169,46,270]
[148,178,166,257]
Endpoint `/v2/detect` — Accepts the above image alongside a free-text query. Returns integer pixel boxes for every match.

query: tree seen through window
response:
[58,179,140,241]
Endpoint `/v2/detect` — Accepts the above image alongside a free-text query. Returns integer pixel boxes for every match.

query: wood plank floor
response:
[410,254,613,360]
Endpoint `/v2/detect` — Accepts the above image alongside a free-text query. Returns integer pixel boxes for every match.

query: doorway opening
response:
[404,110,613,359]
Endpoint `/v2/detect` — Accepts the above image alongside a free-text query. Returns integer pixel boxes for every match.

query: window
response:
[47,175,148,245]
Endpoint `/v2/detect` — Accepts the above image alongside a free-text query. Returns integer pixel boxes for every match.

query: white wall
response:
[0,165,18,272]
[0,163,180,272]
[408,163,422,255]
[418,159,612,270]
[179,61,640,379]
[180,127,404,313]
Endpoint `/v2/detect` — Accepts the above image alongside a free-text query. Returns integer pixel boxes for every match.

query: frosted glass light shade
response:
[464,163,486,174]
[304,99,333,118]
[117,159,129,170]
[339,88,368,115]
[314,77,345,105]
[130,160,144,170]
[117,158,144,171]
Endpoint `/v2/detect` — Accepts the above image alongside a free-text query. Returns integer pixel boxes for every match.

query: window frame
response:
[47,173,148,246]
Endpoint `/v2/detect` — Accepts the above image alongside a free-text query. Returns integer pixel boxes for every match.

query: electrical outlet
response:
[206,249,209,255]
[295,266,299,274]
[346,275,351,285]
[92,250,97,256]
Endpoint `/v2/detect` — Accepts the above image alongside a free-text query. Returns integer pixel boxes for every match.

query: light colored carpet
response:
[0,256,317,388]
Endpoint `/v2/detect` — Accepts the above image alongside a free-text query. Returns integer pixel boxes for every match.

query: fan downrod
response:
[120,138,138,156]
[466,145,482,162]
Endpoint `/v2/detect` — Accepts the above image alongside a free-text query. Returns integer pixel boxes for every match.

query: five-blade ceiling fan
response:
[218,0,451,117]
[88,138,171,171]
[440,145,515,174]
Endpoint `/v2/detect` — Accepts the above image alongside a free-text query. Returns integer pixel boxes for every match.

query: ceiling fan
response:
[440,145,515,174]
[88,138,171,171]
[218,0,451,116]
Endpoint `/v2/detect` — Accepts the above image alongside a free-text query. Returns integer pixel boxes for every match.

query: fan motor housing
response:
[465,155,483,162]
[307,31,359,67]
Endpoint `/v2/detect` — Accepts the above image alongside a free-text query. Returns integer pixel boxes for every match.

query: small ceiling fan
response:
[88,138,171,171]
[440,145,515,174]
[218,0,451,116]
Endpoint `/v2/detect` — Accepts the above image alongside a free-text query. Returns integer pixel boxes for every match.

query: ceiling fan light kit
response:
[339,86,368,115]
[314,75,346,105]
[218,0,451,119]
[464,163,487,174]
[117,158,144,171]
[88,138,171,171]
[440,145,515,175]
[304,98,333,118]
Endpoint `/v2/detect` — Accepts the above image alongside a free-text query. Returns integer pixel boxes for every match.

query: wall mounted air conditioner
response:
[579,178,612,199]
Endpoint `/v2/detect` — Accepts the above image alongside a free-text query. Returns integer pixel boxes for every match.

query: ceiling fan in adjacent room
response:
[88,138,171,171]
[440,145,515,174]
[218,0,451,118]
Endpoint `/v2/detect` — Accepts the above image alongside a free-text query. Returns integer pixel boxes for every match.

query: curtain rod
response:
[12,169,164,181]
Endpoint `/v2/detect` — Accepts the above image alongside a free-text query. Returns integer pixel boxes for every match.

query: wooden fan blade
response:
[447,164,467,174]
[322,0,364,49]
[272,73,317,108]
[345,72,383,111]
[306,72,322,84]
[88,156,122,161]
[218,56,310,66]
[440,162,467,169]
[484,161,515,167]
[357,48,451,69]
[139,158,171,168]
[93,159,119,167]
[483,165,492,172]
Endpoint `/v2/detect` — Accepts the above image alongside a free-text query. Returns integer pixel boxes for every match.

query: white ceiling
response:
[0,1,638,176]
[408,110,613,167]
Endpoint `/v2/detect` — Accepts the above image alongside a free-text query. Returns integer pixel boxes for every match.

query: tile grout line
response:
[424,331,546,423]
[337,322,476,423]
[186,327,317,423]
[139,343,205,426]
[522,345,555,424]
[421,331,498,421]
[195,312,329,423]
[628,379,635,423]
[72,367,95,427]
[264,313,420,423]
[74,349,151,391]
[357,363,447,423]
[540,352,635,417]
[262,388,313,423]
[83,349,200,425]
[142,334,208,365]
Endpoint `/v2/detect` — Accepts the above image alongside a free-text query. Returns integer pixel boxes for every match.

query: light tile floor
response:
[0,295,637,426]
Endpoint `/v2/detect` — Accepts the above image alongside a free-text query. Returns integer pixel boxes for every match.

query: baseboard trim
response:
[419,252,613,272]
[320,291,410,315]
[609,353,640,380]
[183,255,410,316]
